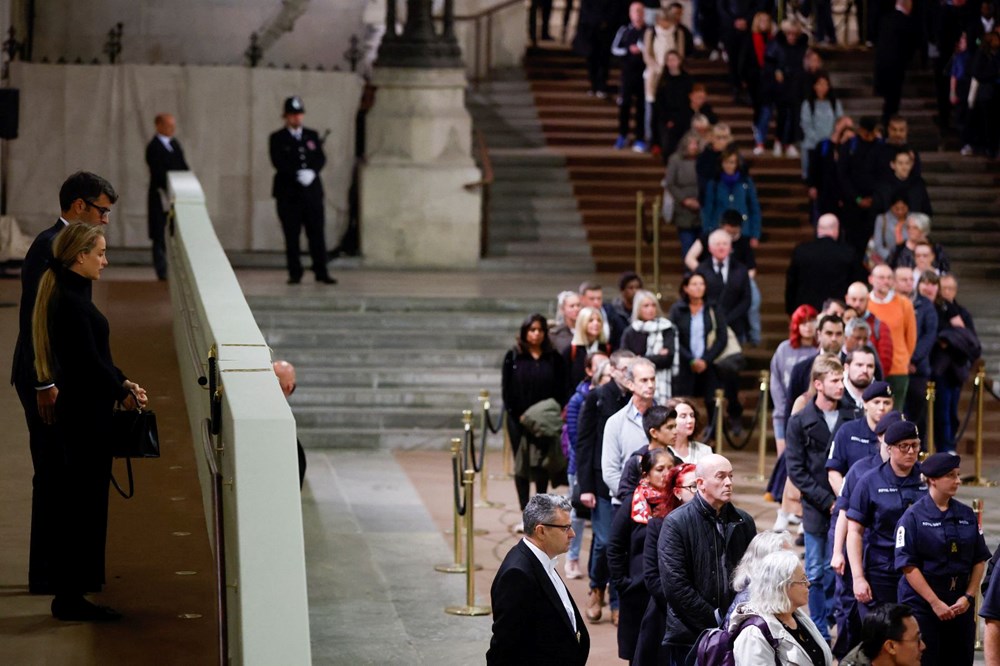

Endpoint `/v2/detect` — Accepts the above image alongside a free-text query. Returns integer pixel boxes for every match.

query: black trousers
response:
[147,192,168,279]
[722,30,750,92]
[276,195,330,281]
[618,71,645,138]
[528,0,553,41]
[15,382,61,591]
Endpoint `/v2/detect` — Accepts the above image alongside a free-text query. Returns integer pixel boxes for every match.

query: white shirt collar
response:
[58,217,70,226]
[523,537,558,570]
[869,290,895,304]
[156,133,174,149]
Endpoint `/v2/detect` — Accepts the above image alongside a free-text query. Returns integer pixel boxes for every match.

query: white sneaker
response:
[694,35,705,49]
[773,510,790,532]
[960,144,973,156]
[753,144,765,156]
[785,144,800,158]
[709,49,720,62]
[772,141,783,157]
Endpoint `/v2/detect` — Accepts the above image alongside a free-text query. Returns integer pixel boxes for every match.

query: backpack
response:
[686,614,782,666]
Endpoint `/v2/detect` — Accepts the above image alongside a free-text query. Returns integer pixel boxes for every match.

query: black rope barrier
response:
[452,452,467,517]
[721,396,762,451]
[949,379,979,450]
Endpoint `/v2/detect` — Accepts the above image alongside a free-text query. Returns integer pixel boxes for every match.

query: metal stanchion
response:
[925,380,936,455]
[458,409,488,535]
[436,438,467,573]
[445,470,492,616]
[635,190,644,274]
[748,371,769,481]
[476,390,503,509]
[974,498,985,651]
[651,194,662,299]
[965,369,995,487]
[714,388,725,455]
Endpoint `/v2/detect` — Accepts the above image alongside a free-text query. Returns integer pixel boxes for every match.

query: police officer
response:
[829,409,901,659]
[846,419,926,612]
[269,96,335,285]
[894,452,989,666]
[827,380,895,496]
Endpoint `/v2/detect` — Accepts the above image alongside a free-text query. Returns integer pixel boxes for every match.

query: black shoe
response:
[29,582,56,595]
[287,275,302,285]
[317,276,337,285]
[52,596,123,622]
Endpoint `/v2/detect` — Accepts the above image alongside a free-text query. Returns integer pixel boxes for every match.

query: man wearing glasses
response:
[11,171,117,594]
[846,420,926,614]
[487,494,590,665]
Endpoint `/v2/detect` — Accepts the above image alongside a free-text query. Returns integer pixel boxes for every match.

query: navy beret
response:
[862,381,892,403]
[921,452,960,478]
[885,420,920,445]
[875,410,903,436]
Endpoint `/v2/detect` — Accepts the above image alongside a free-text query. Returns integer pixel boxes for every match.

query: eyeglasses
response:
[541,523,573,533]
[84,200,112,219]
[680,484,698,493]
[892,442,920,453]
[790,579,811,587]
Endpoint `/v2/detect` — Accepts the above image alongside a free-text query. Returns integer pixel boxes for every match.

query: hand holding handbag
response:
[706,309,745,375]
[110,392,160,498]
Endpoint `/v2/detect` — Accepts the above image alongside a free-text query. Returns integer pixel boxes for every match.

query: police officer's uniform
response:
[895,453,989,666]
[846,435,926,609]
[826,382,892,479]
[268,96,334,284]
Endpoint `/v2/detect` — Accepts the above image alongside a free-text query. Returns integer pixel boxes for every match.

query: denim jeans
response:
[753,104,774,146]
[679,228,701,264]
[803,530,835,640]
[748,277,761,345]
[567,473,585,562]
[590,497,619,609]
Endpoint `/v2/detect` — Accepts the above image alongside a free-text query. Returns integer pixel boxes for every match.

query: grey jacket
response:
[664,151,701,230]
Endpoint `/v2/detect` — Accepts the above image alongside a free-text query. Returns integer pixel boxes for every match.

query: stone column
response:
[360,0,481,269]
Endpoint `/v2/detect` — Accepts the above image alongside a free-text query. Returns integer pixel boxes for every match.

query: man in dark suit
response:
[785,214,864,315]
[269,96,335,285]
[145,113,189,280]
[874,0,918,127]
[487,493,590,665]
[10,171,118,594]
[696,229,751,341]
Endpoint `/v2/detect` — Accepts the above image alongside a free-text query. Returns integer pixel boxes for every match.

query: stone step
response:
[293,366,501,389]
[278,348,507,369]
[292,405,474,430]
[298,427,468,450]
[255,310,529,331]
[247,295,551,313]
[293,386,499,408]
[264,328,517,349]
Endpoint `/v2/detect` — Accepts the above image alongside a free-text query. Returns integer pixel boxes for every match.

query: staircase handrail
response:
[464,129,495,257]
[434,0,527,86]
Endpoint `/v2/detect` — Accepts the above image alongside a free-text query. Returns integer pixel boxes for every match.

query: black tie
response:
[716,261,726,284]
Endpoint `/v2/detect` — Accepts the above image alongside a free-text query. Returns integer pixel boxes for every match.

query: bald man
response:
[657,453,756,663]
[146,113,189,280]
[845,282,894,379]
[274,360,307,488]
[785,214,863,315]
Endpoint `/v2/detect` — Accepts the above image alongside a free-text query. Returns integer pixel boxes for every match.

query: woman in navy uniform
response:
[894,452,989,666]
[846,419,926,612]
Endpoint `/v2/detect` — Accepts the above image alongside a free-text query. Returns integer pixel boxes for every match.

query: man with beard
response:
[843,317,884,383]
[842,345,878,410]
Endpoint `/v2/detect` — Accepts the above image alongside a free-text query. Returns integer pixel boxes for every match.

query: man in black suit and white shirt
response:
[11,171,118,594]
[696,228,752,342]
[268,95,335,285]
[487,493,590,665]
[145,113,189,280]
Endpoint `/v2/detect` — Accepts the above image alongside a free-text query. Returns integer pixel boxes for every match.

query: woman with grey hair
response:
[620,290,678,405]
[730,550,832,665]
[887,213,951,274]
[723,530,795,627]
[549,290,582,354]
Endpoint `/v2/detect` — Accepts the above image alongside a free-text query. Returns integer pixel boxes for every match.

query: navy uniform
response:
[826,381,891,478]
[269,96,335,285]
[846,420,926,609]
[979,544,1000,659]
[895,453,989,666]
[829,410,902,659]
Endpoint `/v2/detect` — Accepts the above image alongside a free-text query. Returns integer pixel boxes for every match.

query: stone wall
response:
[6,62,363,252]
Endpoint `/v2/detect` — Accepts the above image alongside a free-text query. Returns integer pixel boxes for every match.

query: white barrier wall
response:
[167,171,310,665]
[6,62,363,253]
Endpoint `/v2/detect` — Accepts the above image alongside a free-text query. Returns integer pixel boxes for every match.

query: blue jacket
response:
[701,172,762,240]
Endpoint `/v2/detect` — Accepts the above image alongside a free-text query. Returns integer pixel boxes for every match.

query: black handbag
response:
[110,399,160,499]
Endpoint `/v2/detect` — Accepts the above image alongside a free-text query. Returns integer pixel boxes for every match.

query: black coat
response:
[146,136,189,238]
[576,380,630,499]
[761,31,809,106]
[608,506,652,660]
[47,269,129,592]
[269,126,326,201]
[501,345,567,419]
[784,236,864,315]
[563,342,611,396]
[785,397,858,533]
[669,300,728,396]
[487,540,590,665]
[872,172,933,217]
[874,10,919,95]
[806,139,844,217]
[837,136,882,203]
[697,257,752,339]
[635,516,668,666]
[620,324,678,373]
[658,494,757,646]
[11,221,85,389]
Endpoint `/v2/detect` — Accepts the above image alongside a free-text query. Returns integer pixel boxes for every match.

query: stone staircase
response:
[249,294,550,450]
[466,69,595,273]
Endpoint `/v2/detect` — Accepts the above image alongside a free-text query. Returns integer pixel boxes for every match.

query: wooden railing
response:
[463,129,495,257]
[435,0,525,87]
